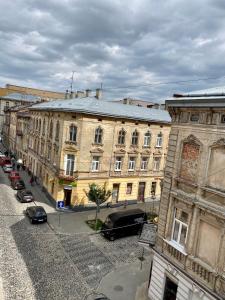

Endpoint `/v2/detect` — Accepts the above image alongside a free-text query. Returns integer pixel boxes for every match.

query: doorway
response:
[64,188,72,206]
[138,182,145,202]
[163,276,178,300]
[112,184,120,203]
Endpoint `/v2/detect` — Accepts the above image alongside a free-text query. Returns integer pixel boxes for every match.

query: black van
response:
[101,209,147,241]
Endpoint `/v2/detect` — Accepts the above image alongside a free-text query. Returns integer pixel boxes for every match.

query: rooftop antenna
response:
[70,71,75,93]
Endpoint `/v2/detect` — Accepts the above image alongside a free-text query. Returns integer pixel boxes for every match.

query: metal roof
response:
[30,97,171,123]
[1,93,40,102]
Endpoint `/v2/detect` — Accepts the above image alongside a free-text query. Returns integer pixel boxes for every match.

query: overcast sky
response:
[1,0,225,102]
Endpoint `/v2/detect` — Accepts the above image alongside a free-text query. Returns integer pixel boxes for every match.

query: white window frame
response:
[115,156,122,171]
[171,210,188,249]
[118,129,125,145]
[65,154,75,176]
[128,157,136,171]
[156,133,163,148]
[94,127,103,144]
[141,157,148,170]
[144,131,151,147]
[91,156,100,171]
[153,157,161,171]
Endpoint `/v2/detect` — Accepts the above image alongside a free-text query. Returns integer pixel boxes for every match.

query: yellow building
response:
[27,97,171,207]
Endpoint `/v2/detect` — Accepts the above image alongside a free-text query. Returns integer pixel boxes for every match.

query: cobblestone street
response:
[0,167,151,300]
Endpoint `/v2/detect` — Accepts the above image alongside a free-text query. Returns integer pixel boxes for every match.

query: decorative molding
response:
[90,147,104,153]
[114,148,126,154]
[191,283,205,299]
[166,264,178,276]
[183,134,202,146]
[211,138,225,148]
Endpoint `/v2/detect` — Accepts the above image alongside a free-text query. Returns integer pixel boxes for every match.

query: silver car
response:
[3,164,13,173]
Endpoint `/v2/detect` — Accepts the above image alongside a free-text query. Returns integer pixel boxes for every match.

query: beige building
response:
[26,97,170,207]
[148,87,225,300]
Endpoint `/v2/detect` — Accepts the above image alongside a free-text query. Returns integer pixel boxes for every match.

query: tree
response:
[85,183,111,230]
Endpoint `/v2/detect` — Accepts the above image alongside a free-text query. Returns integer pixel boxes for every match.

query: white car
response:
[0,153,5,158]
[3,164,13,173]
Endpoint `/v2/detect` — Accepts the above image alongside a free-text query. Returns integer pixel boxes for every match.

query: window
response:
[69,124,77,142]
[153,157,161,171]
[144,131,151,147]
[131,130,138,145]
[38,119,41,133]
[91,156,100,171]
[6,101,9,107]
[118,129,126,145]
[49,120,53,138]
[221,114,225,123]
[128,157,136,170]
[115,156,122,171]
[163,276,178,300]
[126,183,133,194]
[141,157,148,170]
[42,119,46,136]
[190,113,199,122]
[55,121,60,140]
[65,154,75,176]
[36,119,38,130]
[156,132,163,147]
[94,127,103,144]
[151,181,157,195]
[171,208,188,248]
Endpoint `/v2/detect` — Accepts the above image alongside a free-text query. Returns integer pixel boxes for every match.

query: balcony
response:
[187,257,216,289]
[57,169,77,181]
[16,130,23,136]
[163,240,187,268]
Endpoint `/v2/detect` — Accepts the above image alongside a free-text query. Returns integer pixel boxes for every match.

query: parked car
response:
[9,171,21,181]
[3,164,13,173]
[0,152,5,158]
[101,209,147,241]
[16,190,34,203]
[0,157,11,166]
[25,206,47,224]
[11,179,25,190]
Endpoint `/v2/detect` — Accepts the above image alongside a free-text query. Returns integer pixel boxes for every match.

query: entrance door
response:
[112,184,120,203]
[163,276,178,300]
[138,182,145,202]
[64,188,72,206]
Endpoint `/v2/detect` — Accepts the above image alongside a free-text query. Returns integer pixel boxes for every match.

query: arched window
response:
[94,127,103,144]
[118,129,126,145]
[49,120,53,138]
[69,124,77,142]
[144,131,151,147]
[131,130,139,145]
[156,132,163,147]
[42,119,46,136]
[55,121,60,140]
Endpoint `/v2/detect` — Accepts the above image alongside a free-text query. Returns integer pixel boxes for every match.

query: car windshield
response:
[104,216,113,228]
[35,209,46,217]
[24,191,32,196]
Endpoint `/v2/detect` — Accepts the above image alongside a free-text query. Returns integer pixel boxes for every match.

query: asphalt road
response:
[0,165,151,300]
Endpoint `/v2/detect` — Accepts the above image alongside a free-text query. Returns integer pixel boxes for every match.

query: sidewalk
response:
[97,258,151,300]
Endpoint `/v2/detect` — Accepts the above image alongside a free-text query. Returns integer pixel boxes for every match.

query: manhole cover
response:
[114,285,123,292]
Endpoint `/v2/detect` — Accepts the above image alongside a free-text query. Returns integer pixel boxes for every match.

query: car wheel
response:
[30,218,34,224]
[109,236,115,241]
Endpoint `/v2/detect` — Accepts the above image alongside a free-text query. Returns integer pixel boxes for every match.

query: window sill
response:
[114,169,121,172]
[65,140,77,145]
[92,143,103,147]
[164,239,187,256]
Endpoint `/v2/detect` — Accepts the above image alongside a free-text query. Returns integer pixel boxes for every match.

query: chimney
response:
[70,91,75,99]
[86,89,92,97]
[65,90,69,99]
[77,91,85,98]
[95,88,102,100]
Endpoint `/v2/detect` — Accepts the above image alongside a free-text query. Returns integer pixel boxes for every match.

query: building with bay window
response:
[27,97,170,207]
[148,87,225,300]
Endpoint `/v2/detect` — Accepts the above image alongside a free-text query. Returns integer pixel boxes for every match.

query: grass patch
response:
[86,219,103,231]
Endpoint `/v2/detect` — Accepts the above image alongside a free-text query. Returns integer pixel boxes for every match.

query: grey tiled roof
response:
[31,97,171,123]
[1,93,40,102]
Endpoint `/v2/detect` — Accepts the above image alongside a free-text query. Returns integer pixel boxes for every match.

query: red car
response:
[8,171,21,181]
[0,157,11,166]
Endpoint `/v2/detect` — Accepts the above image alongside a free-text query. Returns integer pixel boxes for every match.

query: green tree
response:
[85,183,111,230]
